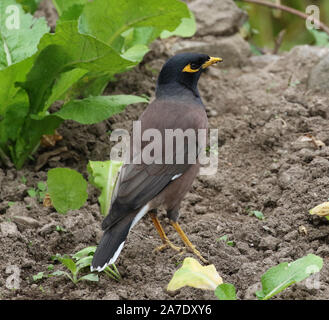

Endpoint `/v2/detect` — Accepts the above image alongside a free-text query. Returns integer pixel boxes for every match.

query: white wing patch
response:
[171,173,182,181]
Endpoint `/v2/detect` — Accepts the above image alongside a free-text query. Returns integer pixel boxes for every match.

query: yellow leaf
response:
[167,258,223,291]
[309,202,329,217]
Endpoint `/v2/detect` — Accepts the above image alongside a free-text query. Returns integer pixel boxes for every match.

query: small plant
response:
[72,246,121,281]
[217,235,235,247]
[248,209,265,220]
[167,254,323,300]
[50,253,99,284]
[48,247,120,284]
[33,246,121,285]
[27,181,47,203]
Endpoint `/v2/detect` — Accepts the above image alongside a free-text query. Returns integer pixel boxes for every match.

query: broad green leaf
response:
[44,68,88,111]
[38,21,137,73]
[167,257,223,291]
[0,90,29,148]
[256,254,323,300]
[16,0,43,13]
[0,0,49,69]
[161,11,196,39]
[0,56,34,115]
[79,0,191,46]
[52,0,88,16]
[309,202,329,218]
[214,283,237,300]
[56,257,77,274]
[121,44,150,63]
[122,27,154,52]
[47,168,88,214]
[78,273,99,282]
[73,246,96,260]
[57,4,85,24]
[76,256,93,270]
[18,44,71,115]
[55,95,148,125]
[87,160,123,216]
[72,72,115,98]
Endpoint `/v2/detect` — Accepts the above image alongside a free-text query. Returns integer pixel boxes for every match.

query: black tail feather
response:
[91,213,136,271]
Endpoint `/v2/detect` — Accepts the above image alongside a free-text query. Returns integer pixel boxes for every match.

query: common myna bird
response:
[91,53,222,272]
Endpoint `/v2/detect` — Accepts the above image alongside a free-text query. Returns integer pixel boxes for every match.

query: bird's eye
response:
[190,63,199,70]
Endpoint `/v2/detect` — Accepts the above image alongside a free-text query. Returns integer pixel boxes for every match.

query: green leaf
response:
[251,210,265,220]
[256,254,323,300]
[0,56,34,116]
[121,27,154,52]
[55,256,77,274]
[57,4,85,24]
[76,256,93,270]
[27,189,37,198]
[55,95,147,125]
[0,0,49,69]
[52,0,89,16]
[217,235,228,242]
[87,160,123,216]
[73,246,96,260]
[47,168,88,214]
[214,283,237,300]
[32,272,45,281]
[309,29,329,47]
[44,68,88,111]
[39,21,137,73]
[78,273,99,282]
[79,0,191,46]
[16,0,43,13]
[161,11,196,39]
[121,44,150,63]
[50,270,72,281]
[167,257,223,291]
[37,182,47,192]
[0,90,29,148]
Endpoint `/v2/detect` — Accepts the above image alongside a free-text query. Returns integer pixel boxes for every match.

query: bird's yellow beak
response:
[202,57,223,69]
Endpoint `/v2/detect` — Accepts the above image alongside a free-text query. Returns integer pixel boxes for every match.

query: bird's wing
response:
[102,99,207,230]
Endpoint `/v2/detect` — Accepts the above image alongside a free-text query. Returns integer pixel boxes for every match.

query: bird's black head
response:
[156,53,222,100]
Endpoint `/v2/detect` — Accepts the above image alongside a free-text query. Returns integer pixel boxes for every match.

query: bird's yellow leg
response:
[150,213,182,253]
[170,221,208,264]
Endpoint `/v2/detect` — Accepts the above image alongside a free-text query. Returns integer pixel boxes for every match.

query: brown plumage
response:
[91,53,222,271]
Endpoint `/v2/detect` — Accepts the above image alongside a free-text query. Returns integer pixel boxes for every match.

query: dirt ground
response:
[1,2,329,300]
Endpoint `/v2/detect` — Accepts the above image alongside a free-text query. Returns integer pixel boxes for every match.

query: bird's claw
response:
[154,241,182,253]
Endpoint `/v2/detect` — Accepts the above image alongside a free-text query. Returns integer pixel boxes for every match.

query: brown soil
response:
[1,3,329,301]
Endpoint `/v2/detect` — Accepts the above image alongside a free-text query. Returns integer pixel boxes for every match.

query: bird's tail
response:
[91,204,149,272]
[91,213,135,272]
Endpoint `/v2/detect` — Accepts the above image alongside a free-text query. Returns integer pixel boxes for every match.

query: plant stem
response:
[237,0,329,35]
[0,147,13,168]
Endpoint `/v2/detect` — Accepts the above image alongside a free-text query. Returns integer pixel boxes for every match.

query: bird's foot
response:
[154,240,183,253]
[187,245,208,264]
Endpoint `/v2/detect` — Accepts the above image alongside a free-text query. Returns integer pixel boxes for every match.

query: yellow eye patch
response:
[182,64,200,73]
